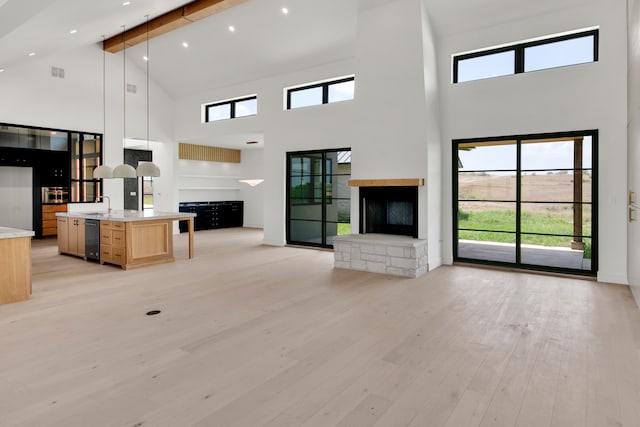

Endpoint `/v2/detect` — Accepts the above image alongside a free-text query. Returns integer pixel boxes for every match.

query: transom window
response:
[204,95,257,122]
[286,76,355,110]
[453,28,598,83]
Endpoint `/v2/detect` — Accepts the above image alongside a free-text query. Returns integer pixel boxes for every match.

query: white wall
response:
[438,1,628,284]
[239,149,265,228]
[173,0,443,254]
[0,167,32,230]
[351,0,442,268]
[174,57,357,245]
[627,0,640,306]
[175,158,242,203]
[0,43,177,214]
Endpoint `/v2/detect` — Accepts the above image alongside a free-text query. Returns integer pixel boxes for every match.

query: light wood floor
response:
[2,228,640,427]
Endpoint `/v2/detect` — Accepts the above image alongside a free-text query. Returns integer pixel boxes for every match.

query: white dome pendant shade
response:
[113,163,137,178]
[136,161,160,177]
[136,15,161,178]
[94,164,114,179]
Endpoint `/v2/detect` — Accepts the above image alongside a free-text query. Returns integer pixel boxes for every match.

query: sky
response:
[457,33,595,83]
[459,136,593,172]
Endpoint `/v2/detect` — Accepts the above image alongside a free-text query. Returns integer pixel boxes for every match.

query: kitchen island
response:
[57,210,196,270]
[0,226,35,304]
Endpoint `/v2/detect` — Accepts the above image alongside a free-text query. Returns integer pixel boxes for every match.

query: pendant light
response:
[137,15,161,177]
[94,35,114,179]
[113,24,137,179]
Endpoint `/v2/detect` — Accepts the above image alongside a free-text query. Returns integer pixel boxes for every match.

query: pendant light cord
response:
[102,35,106,159]
[122,25,126,146]
[146,15,150,151]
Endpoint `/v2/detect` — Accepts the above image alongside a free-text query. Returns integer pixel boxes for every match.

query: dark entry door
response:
[123,149,151,210]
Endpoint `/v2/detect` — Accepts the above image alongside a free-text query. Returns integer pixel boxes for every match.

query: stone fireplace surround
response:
[333,178,429,278]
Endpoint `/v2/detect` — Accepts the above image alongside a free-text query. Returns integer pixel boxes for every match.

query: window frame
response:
[286,76,355,110]
[286,148,351,249]
[452,129,599,277]
[453,29,599,84]
[70,133,103,203]
[204,95,257,123]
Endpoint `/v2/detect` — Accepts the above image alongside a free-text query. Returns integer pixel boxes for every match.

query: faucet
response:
[95,195,111,213]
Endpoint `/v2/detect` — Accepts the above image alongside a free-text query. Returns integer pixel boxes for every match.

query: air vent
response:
[127,83,137,94]
[50,66,65,79]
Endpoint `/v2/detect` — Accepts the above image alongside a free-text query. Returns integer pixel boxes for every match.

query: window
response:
[71,133,103,203]
[453,131,597,276]
[143,176,153,210]
[287,149,351,248]
[204,95,257,122]
[286,76,355,110]
[453,29,598,83]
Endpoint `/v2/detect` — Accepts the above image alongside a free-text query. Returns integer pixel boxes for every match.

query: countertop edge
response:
[56,211,197,222]
[0,227,36,239]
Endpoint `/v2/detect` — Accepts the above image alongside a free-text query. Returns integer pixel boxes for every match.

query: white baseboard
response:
[262,239,285,247]
[597,272,629,285]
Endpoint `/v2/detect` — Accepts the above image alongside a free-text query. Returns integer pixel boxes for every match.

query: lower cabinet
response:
[42,204,67,237]
[100,220,126,267]
[57,217,85,257]
[179,201,243,232]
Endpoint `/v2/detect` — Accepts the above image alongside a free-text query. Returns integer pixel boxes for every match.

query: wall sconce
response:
[239,179,264,187]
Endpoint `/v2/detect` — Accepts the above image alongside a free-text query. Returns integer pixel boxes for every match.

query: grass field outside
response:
[458,209,591,259]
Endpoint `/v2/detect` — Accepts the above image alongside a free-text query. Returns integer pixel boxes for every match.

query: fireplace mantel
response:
[347,178,424,187]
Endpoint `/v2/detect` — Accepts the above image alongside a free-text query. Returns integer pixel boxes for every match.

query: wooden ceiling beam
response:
[183,0,246,21]
[103,0,246,53]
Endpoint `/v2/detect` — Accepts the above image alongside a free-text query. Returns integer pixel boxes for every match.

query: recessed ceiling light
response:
[122,1,131,5]
[281,7,289,14]
[182,41,189,48]
[69,29,78,34]
[0,69,5,73]
[28,52,36,57]
[228,25,235,32]
[143,56,148,61]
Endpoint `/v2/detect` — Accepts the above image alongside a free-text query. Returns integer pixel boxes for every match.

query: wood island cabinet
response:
[57,217,85,258]
[100,220,126,267]
[57,211,195,270]
[0,228,34,305]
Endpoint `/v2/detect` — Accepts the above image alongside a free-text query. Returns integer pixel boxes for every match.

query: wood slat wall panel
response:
[179,143,241,163]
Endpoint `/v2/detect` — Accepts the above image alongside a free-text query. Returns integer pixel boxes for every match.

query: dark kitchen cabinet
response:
[178,201,243,232]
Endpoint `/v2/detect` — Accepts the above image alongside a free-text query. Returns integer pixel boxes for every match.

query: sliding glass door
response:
[454,131,597,275]
[286,149,351,248]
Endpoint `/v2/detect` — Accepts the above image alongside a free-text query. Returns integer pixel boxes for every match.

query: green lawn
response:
[458,209,591,258]
[337,223,351,235]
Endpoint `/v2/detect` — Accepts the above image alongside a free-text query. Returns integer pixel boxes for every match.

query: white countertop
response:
[0,227,36,239]
[56,209,196,222]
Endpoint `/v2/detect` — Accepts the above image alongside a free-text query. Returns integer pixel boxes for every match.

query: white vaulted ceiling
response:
[0,0,599,97]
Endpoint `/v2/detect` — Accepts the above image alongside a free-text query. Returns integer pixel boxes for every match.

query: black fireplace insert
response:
[359,186,418,238]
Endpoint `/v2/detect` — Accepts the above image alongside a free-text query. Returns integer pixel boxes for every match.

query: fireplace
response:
[359,186,418,238]
[335,178,426,277]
